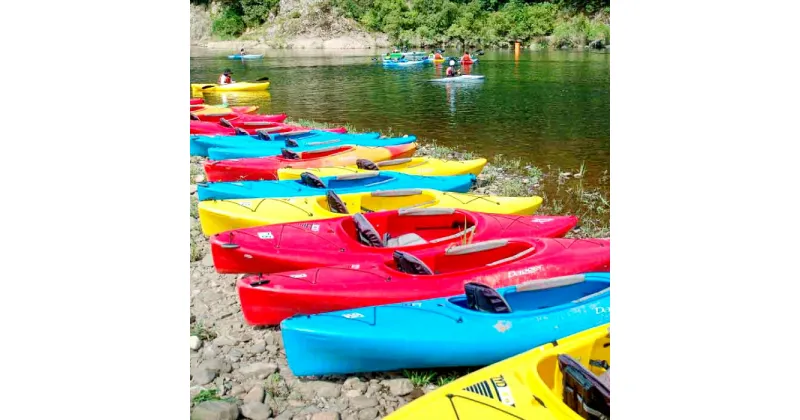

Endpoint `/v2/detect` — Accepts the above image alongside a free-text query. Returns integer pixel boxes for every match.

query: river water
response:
[190,48,609,179]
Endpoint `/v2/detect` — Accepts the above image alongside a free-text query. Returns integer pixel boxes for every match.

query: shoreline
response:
[189,123,610,419]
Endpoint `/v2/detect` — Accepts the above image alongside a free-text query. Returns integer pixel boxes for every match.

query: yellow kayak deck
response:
[277,158,488,180]
[190,81,270,92]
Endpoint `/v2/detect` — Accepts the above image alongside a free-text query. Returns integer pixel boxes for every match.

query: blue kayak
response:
[383,58,429,67]
[206,135,417,160]
[281,272,610,376]
[228,54,264,59]
[190,130,383,157]
[197,171,476,201]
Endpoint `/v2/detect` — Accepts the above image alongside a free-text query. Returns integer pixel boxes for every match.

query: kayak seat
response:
[356,159,380,171]
[386,233,427,248]
[392,251,433,275]
[300,172,326,188]
[353,213,384,247]
[464,282,512,314]
[326,191,349,214]
[557,354,610,420]
[282,148,301,160]
[285,139,299,147]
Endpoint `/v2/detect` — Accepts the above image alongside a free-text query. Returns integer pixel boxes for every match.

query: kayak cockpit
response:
[447,274,610,313]
[339,208,477,248]
[280,145,353,161]
[387,239,534,275]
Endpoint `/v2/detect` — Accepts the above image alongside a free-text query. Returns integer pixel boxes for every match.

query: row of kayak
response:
[190,100,610,420]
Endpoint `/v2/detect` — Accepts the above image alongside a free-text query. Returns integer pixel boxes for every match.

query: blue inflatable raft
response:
[281,272,610,376]
[197,171,476,201]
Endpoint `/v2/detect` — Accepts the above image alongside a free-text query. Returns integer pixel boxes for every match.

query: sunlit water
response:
[191,48,609,180]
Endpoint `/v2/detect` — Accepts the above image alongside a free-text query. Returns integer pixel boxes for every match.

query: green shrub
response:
[240,0,280,27]
[212,7,246,39]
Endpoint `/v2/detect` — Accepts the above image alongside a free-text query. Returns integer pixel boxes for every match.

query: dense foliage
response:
[193,0,610,47]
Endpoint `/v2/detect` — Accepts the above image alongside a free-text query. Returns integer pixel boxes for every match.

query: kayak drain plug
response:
[250,279,270,287]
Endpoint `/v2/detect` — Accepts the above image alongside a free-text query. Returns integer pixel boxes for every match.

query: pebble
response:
[194,174,205,183]
[266,344,279,354]
[190,336,202,351]
[190,184,198,194]
[357,408,379,420]
[343,377,367,393]
[191,368,217,385]
[384,378,414,396]
[240,362,278,378]
[240,402,272,420]
[199,359,228,374]
[227,348,244,362]
[243,384,265,404]
[190,401,238,420]
[202,253,214,267]
[311,412,342,420]
[212,335,238,347]
[349,396,378,410]
[249,340,267,354]
[344,389,362,398]
[303,381,342,398]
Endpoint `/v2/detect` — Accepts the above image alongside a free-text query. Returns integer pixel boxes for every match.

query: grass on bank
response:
[192,388,237,405]
[403,368,475,388]
[191,321,217,341]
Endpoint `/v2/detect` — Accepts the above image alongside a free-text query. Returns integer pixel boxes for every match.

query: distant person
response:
[239,48,246,56]
[462,51,472,63]
[446,60,459,77]
[433,51,443,60]
[218,69,234,85]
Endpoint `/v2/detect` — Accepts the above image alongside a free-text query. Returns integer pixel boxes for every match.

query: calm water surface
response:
[190,48,609,178]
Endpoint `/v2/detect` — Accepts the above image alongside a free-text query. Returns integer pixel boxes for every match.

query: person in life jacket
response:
[433,51,443,60]
[446,60,459,77]
[218,69,234,85]
[462,51,473,63]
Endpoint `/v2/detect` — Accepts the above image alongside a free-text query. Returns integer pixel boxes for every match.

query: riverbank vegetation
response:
[195,0,609,49]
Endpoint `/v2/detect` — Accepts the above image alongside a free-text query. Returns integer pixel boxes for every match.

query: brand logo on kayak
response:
[507,266,542,279]
[257,232,274,239]
[350,264,360,269]
[493,320,512,333]
[239,201,252,207]
[530,217,555,223]
[342,312,364,319]
[288,273,307,279]
[596,307,610,314]
[311,224,320,232]
[490,376,516,407]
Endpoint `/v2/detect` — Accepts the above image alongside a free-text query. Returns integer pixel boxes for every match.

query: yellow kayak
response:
[277,157,488,180]
[386,324,610,420]
[198,189,542,236]
[190,81,270,92]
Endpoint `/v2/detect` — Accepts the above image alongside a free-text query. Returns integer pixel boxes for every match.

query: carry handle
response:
[445,239,508,256]
[516,274,587,292]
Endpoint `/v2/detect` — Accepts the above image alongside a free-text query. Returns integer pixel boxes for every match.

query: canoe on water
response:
[203,143,418,182]
[189,131,383,157]
[198,188,543,236]
[431,75,485,83]
[190,81,270,92]
[281,273,610,376]
[209,208,578,274]
[228,54,264,59]
[386,323,610,420]
[197,170,475,201]
[383,58,429,67]
[206,135,418,160]
[237,237,610,325]
[277,157,489,179]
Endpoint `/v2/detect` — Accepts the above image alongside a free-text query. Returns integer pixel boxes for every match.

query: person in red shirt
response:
[218,69,234,85]
[462,51,473,63]
[446,60,459,77]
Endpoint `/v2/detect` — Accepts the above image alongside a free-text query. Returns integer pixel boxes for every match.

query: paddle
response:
[200,76,270,90]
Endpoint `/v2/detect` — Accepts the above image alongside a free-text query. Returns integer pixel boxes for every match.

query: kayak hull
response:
[228,54,264,59]
[190,120,348,136]
[237,238,610,325]
[202,143,418,182]
[198,189,542,236]
[210,210,578,274]
[193,112,287,124]
[281,273,610,376]
[431,75,485,83]
[197,172,475,201]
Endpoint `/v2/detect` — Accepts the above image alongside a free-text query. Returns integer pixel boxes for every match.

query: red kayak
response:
[190,120,347,136]
[191,113,288,124]
[190,98,204,105]
[211,209,579,274]
[237,237,611,325]
[204,144,418,182]
[190,104,258,114]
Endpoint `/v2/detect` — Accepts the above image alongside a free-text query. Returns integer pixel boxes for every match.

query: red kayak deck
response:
[211,209,579,274]
[203,143,418,182]
[190,120,347,136]
[192,113,288,124]
[237,237,611,325]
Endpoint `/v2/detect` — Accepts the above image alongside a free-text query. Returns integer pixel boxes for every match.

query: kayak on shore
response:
[197,171,475,201]
[386,323,610,420]
[205,135,418,160]
[209,208,578,273]
[236,237,609,325]
[190,120,348,136]
[191,111,287,124]
[189,131,383,157]
[277,157,489,179]
[281,272,610,376]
